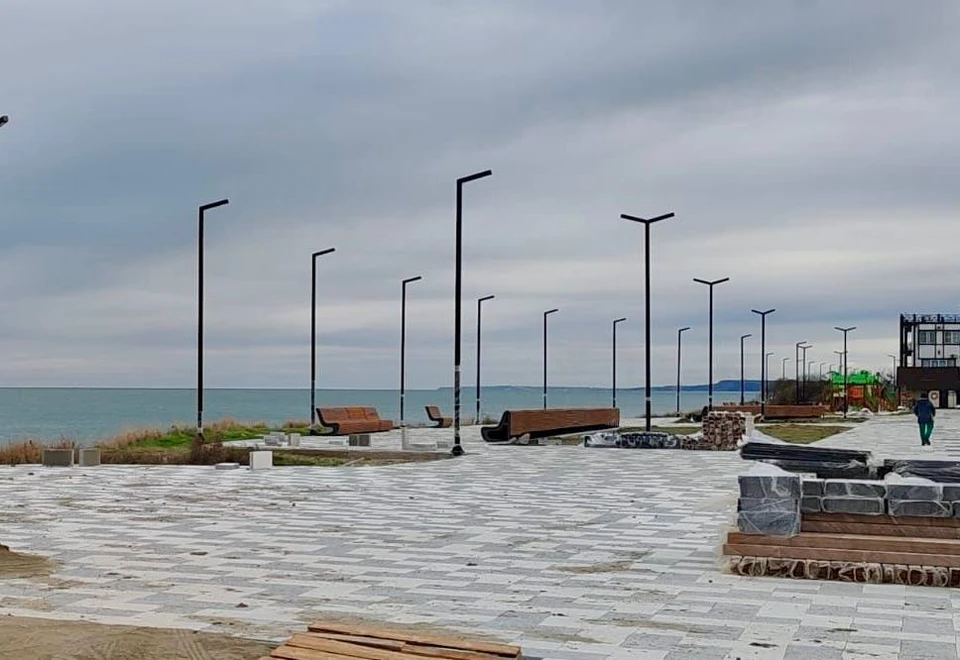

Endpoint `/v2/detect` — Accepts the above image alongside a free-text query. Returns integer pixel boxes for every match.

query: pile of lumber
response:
[724,512,960,587]
[265,621,522,660]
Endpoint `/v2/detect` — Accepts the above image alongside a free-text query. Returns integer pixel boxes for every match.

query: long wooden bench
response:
[425,405,452,428]
[481,408,619,443]
[316,407,394,435]
[719,403,829,419]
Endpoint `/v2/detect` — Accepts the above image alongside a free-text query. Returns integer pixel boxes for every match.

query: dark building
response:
[898,313,960,408]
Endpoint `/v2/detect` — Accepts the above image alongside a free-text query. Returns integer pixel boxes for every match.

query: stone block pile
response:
[737,465,802,537]
[695,411,747,451]
[582,431,681,449]
[796,476,960,517]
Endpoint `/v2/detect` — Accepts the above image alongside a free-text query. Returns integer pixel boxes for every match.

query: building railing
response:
[901,314,960,324]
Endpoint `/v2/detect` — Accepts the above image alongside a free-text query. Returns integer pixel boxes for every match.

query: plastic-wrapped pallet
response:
[737,463,801,537]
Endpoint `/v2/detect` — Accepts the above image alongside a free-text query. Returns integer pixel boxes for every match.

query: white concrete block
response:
[249,451,273,470]
[287,433,301,448]
[214,462,240,470]
[79,448,101,467]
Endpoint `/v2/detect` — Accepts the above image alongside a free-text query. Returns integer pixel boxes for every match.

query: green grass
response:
[760,424,850,444]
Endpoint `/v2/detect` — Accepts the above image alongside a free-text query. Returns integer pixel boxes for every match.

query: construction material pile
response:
[740,440,875,479]
[683,411,746,451]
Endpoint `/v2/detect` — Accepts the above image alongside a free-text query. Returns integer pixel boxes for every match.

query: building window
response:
[945,330,960,344]
[918,330,938,344]
[921,358,957,367]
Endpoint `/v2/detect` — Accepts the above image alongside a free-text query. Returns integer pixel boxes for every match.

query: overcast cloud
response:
[1,1,958,389]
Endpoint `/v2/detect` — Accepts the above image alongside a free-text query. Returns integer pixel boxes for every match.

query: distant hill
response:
[437,380,764,392]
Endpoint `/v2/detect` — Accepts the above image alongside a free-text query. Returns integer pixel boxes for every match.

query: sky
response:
[1,1,959,389]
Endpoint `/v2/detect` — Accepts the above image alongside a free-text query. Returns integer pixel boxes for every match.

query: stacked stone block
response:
[820,479,886,515]
[886,481,950,517]
[737,469,801,537]
[699,411,747,451]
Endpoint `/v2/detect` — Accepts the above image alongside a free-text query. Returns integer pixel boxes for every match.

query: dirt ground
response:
[0,543,55,579]
[0,616,275,659]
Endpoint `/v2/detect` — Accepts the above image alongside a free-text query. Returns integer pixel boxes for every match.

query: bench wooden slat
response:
[481,408,619,442]
[317,407,395,435]
[425,406,452,428]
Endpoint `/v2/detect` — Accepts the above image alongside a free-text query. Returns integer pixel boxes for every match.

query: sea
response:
[0,387,757,446]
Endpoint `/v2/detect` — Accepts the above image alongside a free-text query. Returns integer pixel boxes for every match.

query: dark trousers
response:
[919,421,934,445]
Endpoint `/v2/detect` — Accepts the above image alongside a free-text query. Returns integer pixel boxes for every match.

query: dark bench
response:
[481,408,619,443]
[316,407,394,435]
[425,405,452,428]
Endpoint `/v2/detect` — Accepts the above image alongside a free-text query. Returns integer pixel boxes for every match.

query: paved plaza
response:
[2,413,960,659]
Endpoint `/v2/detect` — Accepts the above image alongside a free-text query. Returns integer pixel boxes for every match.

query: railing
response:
[901,314,960,324]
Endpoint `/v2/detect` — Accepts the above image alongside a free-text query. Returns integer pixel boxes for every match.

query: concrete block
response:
[942,485,960,502]
[821,497,884,515]
[287,434,301,448]
[214,462,240,470]
[886,483,942,501]
[737,510,801,537]
[249,451,272,470]
[801,479,825,497]
[824,479,886,498]
[801,497,822,513]
[348,434,371,447]
[325,438,348,447]
[739,474,801,499]
[263,437,280,447]
[78,448,100,467]
[888,500,950,518]
[42,449,73,467]
[738,497,801,513]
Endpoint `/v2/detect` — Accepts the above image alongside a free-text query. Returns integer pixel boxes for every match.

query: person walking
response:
[913,392,936,446]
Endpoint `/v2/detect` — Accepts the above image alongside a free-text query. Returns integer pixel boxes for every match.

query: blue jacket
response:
[914,398,936,424]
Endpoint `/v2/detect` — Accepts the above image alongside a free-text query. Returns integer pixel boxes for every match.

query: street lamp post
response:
[612,317,627,409]
[677,326,690,414]
[196,198,230,440]
[693,277,730,411]
[819,362,826,380]
[400,275,423,427]
[766,352,774,401]
[834,350,845,412]
[751,308,775,417]
[310,248,336,430]
[476,295,495,423]
[543,309,559,409]
[453,169,492,456]
[800,345,813,400]
[781,357,789,381]
[621,212,674,431]
[835,326,857,418]
[739,334,752,405]
[795,342,810,404]
[888,353,899,406]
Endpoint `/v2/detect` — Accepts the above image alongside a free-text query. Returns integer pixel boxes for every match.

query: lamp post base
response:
[451,444,465,457]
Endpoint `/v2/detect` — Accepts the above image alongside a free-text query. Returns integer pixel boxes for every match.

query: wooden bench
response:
[719,404,829,419]
[425,405,452,428]
[481,408,619,443]
[316,407,394,435]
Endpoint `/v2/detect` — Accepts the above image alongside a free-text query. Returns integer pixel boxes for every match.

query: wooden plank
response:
[400,643,506,660]
[286,634,428,660]
[802,520,960,539]
[307,623,520,658]
[727,532,960,556]
[271,645,358,660]
[723,543,960,568]
[803,512,960,528]
[307,633,406,652]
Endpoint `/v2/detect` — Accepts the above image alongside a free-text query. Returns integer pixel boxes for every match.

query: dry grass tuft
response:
[0,438,75,466]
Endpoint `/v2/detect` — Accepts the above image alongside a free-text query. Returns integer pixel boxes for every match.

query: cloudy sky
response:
[1,1,958,389]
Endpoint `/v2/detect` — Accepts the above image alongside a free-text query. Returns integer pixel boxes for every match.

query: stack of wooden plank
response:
[263,621,522,660]
[724,512,960,587]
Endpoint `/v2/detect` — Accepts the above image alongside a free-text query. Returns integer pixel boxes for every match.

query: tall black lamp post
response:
[196,199,230,440]
[453,169,492,456]
[795,342,810,404]
[676,326,690,414]
[476,295,495,423]
[819,362,826,380]
[400,275,423,427]
[612,317,627,409]
[542,309,559,409]
[693,277,730,411]
[766,352,774,399]
[781,357,789,380]
[751,308,775,417]
[800,344,813,401]
[739,334,752,405]
[621,212,674,431]
[310,247,336,430]
[835,326,856,418]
